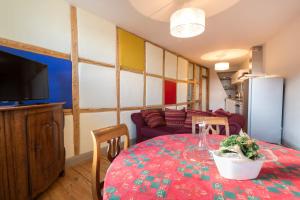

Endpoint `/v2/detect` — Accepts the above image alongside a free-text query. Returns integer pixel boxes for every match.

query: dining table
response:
[103,134,300,200]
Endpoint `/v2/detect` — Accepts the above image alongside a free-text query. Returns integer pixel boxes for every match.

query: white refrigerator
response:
[242,77,284,144]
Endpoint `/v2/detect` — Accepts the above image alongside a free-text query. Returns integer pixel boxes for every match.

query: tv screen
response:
[0,50,49,101]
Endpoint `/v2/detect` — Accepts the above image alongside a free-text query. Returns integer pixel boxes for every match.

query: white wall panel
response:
[80,112,117,154]
[145,42,163,75]
[120,110,138,140]
[195,65,201,81]
[120,71,144,107]
[177,105,187,110]
[165,106,177,110]
[0,0,71,53]
[177,82,188,103]
[64,115,74,159]
[188,63,194,80]
[146,76,163,105]
[194,102,201,110]
[164,51,177,79]
[79,63,116,108]
[177,57,188,80]
[77,8,116,65]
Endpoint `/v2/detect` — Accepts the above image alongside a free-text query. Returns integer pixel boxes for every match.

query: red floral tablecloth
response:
[103,134,300,200]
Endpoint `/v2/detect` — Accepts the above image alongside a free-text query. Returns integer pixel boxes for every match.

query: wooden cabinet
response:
[0,103,65,200]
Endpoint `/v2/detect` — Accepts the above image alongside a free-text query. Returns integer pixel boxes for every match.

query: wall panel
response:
[177,105,187,110]
[188,63,194,80]
[77,8,116,65]
[177,57,188,80]
[80,112,117,154]
[164,80,177,105]
[145,42,163,75]
[165,106,177,109]
[195,84,200,100]
[118,29,145,72]
[177,83,188,103]
[79,63,116,108]
[64,115,74,158]
[120,71,144,107]
[0,0,71,53]
[202,78,207,110]
[0,45,72,108]
[146,77,163,105]
[120,110,139,140]
[195,65,201,81]
[164,51,177,79]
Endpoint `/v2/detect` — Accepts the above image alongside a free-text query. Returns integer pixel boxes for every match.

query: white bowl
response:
[212,151,265,180]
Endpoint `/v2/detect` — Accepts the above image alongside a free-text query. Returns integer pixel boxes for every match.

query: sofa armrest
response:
[228,114,245,130]
[219,121,241,135]
[131,113,146,143]
[229,122,242,135]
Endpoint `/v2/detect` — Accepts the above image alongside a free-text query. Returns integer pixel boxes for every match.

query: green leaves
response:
[220,135,260,160]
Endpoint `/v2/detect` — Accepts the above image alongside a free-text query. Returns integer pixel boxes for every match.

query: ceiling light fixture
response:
[215,62,230,71]
[170,8,205,38]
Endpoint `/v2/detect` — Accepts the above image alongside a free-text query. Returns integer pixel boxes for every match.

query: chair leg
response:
[99,181,104,200]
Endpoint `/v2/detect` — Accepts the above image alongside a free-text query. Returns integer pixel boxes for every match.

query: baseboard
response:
[65,138,136,167]
[66,151,93,167]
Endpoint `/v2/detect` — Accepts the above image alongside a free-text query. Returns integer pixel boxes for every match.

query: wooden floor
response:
[37,159,110,200]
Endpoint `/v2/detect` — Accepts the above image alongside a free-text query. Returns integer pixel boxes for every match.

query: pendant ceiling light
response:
[215,62,230,71]
[170,8,205,38]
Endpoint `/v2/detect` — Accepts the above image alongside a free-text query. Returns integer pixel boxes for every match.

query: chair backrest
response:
[192,116,230,136]
[91,124,130,200]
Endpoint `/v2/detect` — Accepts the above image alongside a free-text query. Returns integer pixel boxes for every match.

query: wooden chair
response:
[192,116,230,136]
[91,124,130,200]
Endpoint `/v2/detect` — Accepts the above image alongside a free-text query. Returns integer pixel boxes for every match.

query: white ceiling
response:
[67,0,300,67]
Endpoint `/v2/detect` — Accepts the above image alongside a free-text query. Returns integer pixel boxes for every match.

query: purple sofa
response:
[131,109,245,143]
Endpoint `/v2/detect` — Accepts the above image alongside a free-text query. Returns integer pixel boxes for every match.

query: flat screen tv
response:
[0,50,49,102]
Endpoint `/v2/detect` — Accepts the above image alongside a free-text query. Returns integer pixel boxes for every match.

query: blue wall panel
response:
[0,45,72,108]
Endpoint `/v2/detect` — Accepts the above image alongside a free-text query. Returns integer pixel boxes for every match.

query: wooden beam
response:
[63,109,73,115]
[143,42,146,109]
[192,64,196,109]
[206,68,210,111]
[78,57,115,68]
[177,79,189,83]
[116,28,121,124]
[79,108,117,113]
[120,106,144,111]
[120,67,143,75]
[162,50,165,107]
[176,56,179,109]
[164,77,177,82]
[70,6,80,155]
[0,37,70,60]
[145,73,163,79]
[176,102,190,106]
[145,105,164,109]
[199,66,203,110]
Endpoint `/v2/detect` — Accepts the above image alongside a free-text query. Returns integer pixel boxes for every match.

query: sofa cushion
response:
[164,108,186,128]
[141,109,162,118]
[141,109,165,128]
[140,126,179,138]
[174,127,192,134]
[184,109,214,129]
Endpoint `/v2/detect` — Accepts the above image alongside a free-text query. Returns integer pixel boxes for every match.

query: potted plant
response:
[212,132,265,180]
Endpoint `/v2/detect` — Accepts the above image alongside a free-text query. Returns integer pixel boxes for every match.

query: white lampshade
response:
[215,62,230,71]
[170,8,205,38]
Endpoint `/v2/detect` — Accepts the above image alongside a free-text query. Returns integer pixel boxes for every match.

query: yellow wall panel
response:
[118,28,145,72]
